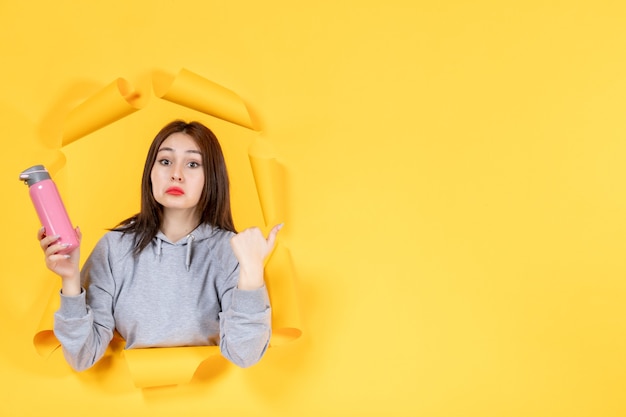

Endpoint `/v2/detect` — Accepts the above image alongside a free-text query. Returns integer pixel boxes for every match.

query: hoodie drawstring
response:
[154,232,198,271]
[185,234,195,271]
[156,238,163,259]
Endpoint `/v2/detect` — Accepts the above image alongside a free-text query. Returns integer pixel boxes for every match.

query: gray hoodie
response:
[53,224,271,371]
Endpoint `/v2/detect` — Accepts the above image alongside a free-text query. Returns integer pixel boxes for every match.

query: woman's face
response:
[151,132,205,216]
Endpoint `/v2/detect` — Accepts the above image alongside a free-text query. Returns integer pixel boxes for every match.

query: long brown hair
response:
[115,120,236,255]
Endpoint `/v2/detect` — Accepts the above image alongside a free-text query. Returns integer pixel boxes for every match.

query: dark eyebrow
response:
[157,147,202,155]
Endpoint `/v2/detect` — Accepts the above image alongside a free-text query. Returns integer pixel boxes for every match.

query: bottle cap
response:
[19,165,51,186]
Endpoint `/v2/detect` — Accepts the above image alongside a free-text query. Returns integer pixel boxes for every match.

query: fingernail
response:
[64,255,71,259]
[61,243,71,248]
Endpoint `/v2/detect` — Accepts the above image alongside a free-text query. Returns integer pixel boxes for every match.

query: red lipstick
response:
[165,186,184,196]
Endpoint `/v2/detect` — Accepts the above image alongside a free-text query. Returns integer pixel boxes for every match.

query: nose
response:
[171,164,183,182]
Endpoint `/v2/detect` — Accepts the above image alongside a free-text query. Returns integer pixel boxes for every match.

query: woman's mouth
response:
[165,187,185,196]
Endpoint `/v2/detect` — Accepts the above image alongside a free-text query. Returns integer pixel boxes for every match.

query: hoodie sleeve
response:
[217,255,272,368]
[53,235,116,371]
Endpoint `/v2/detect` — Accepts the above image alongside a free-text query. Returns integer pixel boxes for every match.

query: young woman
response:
[38,120,282,371]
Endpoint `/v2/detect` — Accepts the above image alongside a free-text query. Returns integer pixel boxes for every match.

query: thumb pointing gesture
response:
[231,223,284,290]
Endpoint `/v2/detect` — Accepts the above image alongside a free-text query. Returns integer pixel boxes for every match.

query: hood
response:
[153,223,220,271]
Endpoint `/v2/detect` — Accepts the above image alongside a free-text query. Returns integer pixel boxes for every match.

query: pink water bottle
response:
[20,165,79,255]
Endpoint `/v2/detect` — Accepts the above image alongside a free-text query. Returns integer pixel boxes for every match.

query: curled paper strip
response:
[122,346,220,388]
[247,138,301,345]
[153,68,256,130]
[32,290,60,358]
[265,243,302,346]
[33,68,301,388]
[248,138,286,227]
[62,78,144,146]
[60,68,256,147]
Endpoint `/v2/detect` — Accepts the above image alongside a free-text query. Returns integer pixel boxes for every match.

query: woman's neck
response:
[160,209,201,243]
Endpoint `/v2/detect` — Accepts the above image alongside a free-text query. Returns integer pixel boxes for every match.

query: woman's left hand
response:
[231,223,283,290]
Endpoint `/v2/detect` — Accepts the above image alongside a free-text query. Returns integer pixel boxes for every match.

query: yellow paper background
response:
[2,1,626,416]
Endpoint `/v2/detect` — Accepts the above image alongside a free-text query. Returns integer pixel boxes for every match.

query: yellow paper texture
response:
[153,68,255,130]
[7,4,626,415]
[62,78,144,146]
[122,346,220,388]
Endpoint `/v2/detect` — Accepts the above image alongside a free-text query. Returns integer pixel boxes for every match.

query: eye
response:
[187,161,201,168]
[158,159,171,166]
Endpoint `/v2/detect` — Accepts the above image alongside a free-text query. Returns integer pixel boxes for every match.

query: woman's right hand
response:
[38,227,82,295]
